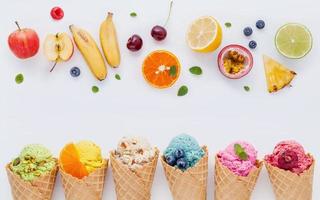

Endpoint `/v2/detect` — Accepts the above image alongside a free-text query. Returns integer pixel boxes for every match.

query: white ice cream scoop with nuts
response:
[114,136,156,171]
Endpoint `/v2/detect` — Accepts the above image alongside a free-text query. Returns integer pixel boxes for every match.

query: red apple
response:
[8,21,40,59]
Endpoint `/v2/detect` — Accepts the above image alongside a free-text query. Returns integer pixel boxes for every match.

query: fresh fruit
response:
[100,12,121,68]
[263,55,296,93]
[69,25,107,80]
[59,143,89,179]
[278,150,298,170]
[275,23,312,59]
[174,149,185,159]
[186,16,222,53]
[243,27,253,36]
[218,44,253,79]
[44,32,74,72]
[176,158,187,169]
[8,21,39,59]
[249,40,257,49]
[70,67,81,77]
[150,0,173,41]
[165,155,176,166]
[127,34,143,51]
[51,7,64,20]
[142,50,180,88]
[151,26,167,41]
[256,20,265,29]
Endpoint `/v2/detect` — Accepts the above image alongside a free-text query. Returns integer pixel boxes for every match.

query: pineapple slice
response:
[263,55,296,93]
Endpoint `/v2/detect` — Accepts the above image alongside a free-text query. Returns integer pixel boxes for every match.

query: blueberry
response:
[243,27,253,36]
[174,149,185,159]
[256,20,265,29]
[176,158,187,170]
[70,67,80,77]
[165,155,176,166]
[249,40,257,49]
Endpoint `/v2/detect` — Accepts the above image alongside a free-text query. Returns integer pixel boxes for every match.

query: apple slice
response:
[44,32,74,72]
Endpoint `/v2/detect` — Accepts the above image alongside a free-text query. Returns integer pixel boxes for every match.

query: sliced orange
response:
[142,50,181,89]
[59,143,89,179]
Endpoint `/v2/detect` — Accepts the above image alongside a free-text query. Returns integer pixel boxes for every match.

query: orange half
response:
[59,143,89,179]
[142,50,181,89]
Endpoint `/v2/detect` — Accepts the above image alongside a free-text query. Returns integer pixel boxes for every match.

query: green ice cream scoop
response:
[10,144,56,181]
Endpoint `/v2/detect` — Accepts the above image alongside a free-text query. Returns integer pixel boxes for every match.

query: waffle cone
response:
[265,155,315,200]
[6,160,58,200]
[161,146,208,200]
[59,159,108,200]
[110,149,159,200]
[214,156,262,200]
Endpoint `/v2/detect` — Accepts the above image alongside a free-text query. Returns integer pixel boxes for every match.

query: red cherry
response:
[51,7,64,20]
[127,34,143,52]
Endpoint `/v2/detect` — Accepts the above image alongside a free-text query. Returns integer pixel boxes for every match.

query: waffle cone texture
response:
[214,156,262,200]
[161,146,208,200]
[59,159,108,200]
[265,155,315,200]
[6,160,58,200]
[110,149,159,200]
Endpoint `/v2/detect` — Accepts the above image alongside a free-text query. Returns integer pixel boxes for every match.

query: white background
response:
[1,0,319,199]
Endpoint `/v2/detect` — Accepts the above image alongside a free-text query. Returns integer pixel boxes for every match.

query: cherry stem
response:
[50,61,58,72]
[163,0,173,27]
[15,21,21,31]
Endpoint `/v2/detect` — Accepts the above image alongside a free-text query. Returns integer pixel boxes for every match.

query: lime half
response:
[275,23,312,59]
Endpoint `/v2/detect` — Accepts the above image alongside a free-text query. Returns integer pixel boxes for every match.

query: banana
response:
[100,12,121,68]
[69,25,107,81]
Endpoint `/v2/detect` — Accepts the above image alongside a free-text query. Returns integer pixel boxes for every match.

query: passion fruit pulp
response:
[217,44,253,79]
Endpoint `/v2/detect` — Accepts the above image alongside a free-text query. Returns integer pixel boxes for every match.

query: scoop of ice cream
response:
[115,136,156,171]
[218,141,257,176]
[10,144,56,181]
[75,140,105,173]
[164,134,205,171]
[265,140,313,174]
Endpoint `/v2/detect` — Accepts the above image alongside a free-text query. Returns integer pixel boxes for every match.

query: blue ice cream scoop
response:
[164,134,205,170]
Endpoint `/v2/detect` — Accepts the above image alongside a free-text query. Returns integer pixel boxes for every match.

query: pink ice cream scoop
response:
[265,140,313,174]
[218,141,258,176]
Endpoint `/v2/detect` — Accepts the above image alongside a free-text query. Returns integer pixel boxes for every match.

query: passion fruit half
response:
[217,44,253,79]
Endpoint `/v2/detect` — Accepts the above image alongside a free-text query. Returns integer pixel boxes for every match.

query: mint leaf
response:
[244,86,250,92]
[234,144,248,161]
[92,86,99,93]
[178,85,188,96]
[115,74,121,80]
[130,12,137,17]
[225,22,232,28]
[15,73,24,84]
[189,66,202,75]
[169,66,177,77]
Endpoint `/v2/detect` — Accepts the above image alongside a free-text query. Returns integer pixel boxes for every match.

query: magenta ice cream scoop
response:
[265,140,313,174]
[218,141,258,176]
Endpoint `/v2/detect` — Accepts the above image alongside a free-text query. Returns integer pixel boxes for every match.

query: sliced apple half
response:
[44,32,74,72]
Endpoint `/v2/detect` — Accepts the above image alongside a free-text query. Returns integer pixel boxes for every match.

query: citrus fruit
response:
[59,143,89,179]
[142,50,180,88]
[263,55,296,93]
[275,23,312,59]
[186,16,222,53]
[217,44,253,79]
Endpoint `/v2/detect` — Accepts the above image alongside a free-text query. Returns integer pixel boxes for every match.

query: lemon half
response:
[186,16,223,53]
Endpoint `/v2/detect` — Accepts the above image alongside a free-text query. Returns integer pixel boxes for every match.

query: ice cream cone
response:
[110,148,159,200]
[265,155,314,200]
[214,155,262,200]
[161,146,208,200]
[59,159,108,200]
[6,161,58,200]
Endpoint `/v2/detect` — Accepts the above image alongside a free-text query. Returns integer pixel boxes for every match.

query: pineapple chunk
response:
[263,55,296,93]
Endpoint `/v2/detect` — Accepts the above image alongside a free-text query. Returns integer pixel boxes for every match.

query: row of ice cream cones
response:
[6,136,315,200]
